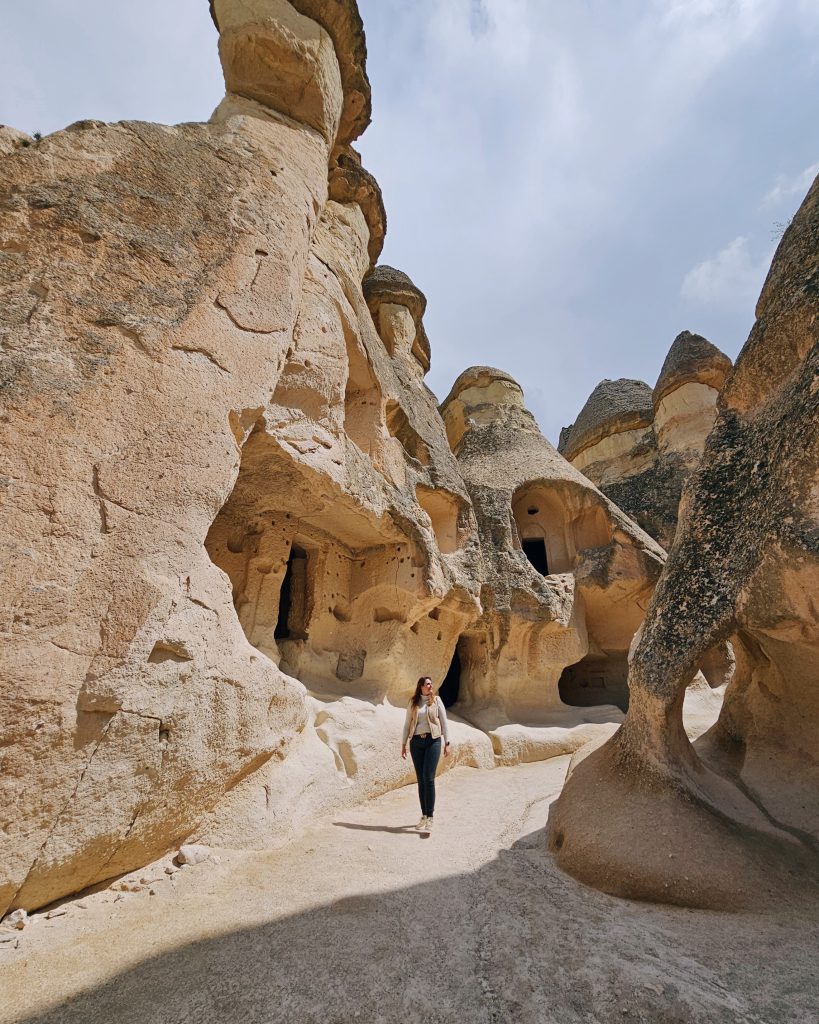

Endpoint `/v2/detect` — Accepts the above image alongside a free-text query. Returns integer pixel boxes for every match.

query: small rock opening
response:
[558,654,629,712]
[512,484,572,574]
[521,537,549,575]
[275,543,310,641]
[439,644,462,708]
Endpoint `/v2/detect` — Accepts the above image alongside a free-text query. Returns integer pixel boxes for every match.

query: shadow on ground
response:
[11,825,819,1024]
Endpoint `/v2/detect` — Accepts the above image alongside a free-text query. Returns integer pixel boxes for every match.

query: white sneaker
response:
[424,817,434,831]
[415,817,427,830]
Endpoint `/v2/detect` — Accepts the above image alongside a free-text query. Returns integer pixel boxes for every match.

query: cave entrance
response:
[439,645,462,709]
[558,654,629,712]
[522,537,549,575]
[275,543,310,641]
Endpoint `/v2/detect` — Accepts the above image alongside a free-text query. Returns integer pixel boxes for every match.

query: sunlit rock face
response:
[1,0,771,923]
[439,367,665,764]
[0,0,486,916]
[559,333,732,549]
[549,174,819,911]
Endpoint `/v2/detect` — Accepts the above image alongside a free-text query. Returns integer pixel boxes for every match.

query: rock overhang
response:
[209,0,371,147]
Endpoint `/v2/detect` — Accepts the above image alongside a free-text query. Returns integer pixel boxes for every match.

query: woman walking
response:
[401,676,450,831]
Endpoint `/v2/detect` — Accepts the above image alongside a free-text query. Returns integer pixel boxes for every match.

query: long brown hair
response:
[411,676,434,707]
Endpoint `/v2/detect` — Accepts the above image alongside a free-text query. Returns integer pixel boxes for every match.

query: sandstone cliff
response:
[1,0,670,917]
[549,174,819,909]
[0,0,484,917]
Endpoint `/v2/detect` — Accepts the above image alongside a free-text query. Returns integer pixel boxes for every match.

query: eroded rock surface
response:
[549,175,819,910]
[0,0,719,919]
[560,333,732,548]
[439,367,665,762]
[0,0,484,917]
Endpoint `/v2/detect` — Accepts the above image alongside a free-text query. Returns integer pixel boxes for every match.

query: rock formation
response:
[559,332,732,548]
[0,0,704,918]
[549,174,819,909]
[439,368,665,762]
[0,0,487,917]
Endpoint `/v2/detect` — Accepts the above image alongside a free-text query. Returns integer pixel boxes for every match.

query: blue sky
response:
[3,0,817,441]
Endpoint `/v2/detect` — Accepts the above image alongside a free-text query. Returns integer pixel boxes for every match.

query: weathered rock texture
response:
[559,333,732,548]
[549,174,819,909]
[0,0,487,917]
[0,0,678,917]
[439,368,665,761]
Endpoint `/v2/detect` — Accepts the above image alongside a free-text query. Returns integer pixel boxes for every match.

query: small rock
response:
[5,909,28,930]
[149,888,156,896]
[46,908,68,919]
[177,843,212,866]
[164,866,176,875]
[75,901,88,909]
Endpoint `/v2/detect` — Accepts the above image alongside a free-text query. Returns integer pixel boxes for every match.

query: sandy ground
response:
[2,757,817,1024]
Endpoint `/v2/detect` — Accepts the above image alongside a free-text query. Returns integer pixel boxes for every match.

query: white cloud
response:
[761,161,819,208]
[4,0,816,442]
[681,236,772,309]
[656,0,774,29]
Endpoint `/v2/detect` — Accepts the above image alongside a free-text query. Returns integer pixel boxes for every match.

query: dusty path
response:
[2,758,817,1024]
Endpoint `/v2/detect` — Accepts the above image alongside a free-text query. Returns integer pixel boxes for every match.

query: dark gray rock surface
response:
[560,378,653,461]
[653,331,732,407]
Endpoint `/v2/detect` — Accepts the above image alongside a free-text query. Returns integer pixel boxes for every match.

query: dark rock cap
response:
[328,146,386,270]
[440,366,523,412]
[557,424,574,455]
[363,265,426,318]
[561,379,654,462]
[209,0,371,146]
[653,331,732,408]
[363,265,430,372]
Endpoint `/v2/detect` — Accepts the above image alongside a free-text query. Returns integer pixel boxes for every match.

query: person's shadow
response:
[332,822,430,837]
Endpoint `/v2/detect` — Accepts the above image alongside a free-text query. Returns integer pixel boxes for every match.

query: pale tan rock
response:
[0,0,483,915]
[176,845,214,867]
[212,0,345,144]
[329,145,386,271]
[199,695,495,848]
[209,0,371,146]
[549,174,819,910]
[0,0,700,918]
[439,367,665,762]
[0,1,359,916]
[0,126,32,156]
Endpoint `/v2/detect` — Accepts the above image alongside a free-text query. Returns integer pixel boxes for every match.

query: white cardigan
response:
[402,697,450,746]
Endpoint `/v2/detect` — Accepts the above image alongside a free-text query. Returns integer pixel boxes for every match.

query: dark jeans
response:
[409,734,441,818]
